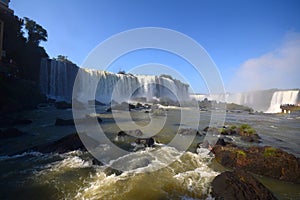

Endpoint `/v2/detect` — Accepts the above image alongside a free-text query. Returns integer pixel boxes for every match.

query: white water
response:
[266,90,299,113]
[191,89,299,113]
[40,59,190,103]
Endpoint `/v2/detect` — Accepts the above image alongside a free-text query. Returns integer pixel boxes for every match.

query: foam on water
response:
[70,146,218,200]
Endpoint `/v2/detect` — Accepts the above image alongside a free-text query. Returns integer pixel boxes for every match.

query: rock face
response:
[212,144,300,183]
[211,170,277,200]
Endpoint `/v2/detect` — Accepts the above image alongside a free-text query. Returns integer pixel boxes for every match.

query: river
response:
[0,105,299,199]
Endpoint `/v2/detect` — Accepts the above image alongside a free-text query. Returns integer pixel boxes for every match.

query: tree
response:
[24,17,47,46]
[56,55,74,64]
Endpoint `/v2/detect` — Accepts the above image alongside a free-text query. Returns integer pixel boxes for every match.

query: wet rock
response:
[31,133,98,154]
[55,118,75,126]
[212,145,300,183]
[106,107,112,112]
[111,102,135,111]
[104,167,123,176]
[211,170,278,200]
[84,114,103,123]
[117,129,143,137]
[88,100,106,106]
[72,99,85,109]
[237,124,261,143]
[135,137,155,147]
[215,138,227,146]
[178,128,201,136]
[117,130,127,137]
[0,128,25,139]
[55,101,72,109]
[240,134,260,143]
[203,127,219,134]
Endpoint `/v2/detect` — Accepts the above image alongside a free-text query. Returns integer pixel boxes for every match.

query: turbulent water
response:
[191,90,300,113]
[0,105,300,200]
[40,58,190,103]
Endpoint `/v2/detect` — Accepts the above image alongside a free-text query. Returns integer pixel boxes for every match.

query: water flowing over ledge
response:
[40,58,299,113]
[191,90,300,113]
[40,58,190,103]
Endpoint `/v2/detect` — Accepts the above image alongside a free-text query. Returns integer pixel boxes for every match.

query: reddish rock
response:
[211,170,277,200]
[212,145,300,183]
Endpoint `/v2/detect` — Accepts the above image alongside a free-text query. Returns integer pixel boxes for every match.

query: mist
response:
[228,32,300,92]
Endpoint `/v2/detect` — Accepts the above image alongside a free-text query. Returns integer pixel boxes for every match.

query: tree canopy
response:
[24,17,47,46]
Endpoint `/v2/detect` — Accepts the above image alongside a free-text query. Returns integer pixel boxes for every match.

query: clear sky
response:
[10,0,300,93]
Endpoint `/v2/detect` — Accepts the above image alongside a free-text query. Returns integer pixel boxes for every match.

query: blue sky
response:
[10,0,300,93]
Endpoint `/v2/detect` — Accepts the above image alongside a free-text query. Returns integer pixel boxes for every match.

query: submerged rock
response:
[55,101,72,109]
[205,124,261,143]
[88,100,106,106]
[0,128,25,139]
[211,170,277,200]
[55,118,75,126]
[178,128,201,136]
[31,133,98,154]
[135,137,155,147]
[212,145,300,183]
[111,102,136,111]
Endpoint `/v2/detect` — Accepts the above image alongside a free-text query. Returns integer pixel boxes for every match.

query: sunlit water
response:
[0,105,299,199]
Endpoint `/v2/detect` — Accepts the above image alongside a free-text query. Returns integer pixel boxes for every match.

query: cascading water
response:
[40,58,190,103]
[191,89,299,113]
[265,90,300,113]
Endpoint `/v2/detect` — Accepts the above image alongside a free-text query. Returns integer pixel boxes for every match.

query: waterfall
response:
[265,90,300,113]
[40,58,190,103]
[190,89,299,113]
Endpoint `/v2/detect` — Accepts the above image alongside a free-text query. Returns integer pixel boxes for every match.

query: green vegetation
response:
[55,55,75,64]
[263,147,277,157]
[239,124,256,135]
[236,150,246,157]
[230,125,237,129]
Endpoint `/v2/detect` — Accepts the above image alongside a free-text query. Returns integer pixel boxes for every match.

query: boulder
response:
[0,128,25,139]
[211,170,277,200]
[117,130,127,137]
[72,99,86,109]
[55,101,72,109]
[240,134,260,143]
[237,124,261,143]
[88,100,106,106]
[31,133,98,154]
[178,128,203,136]
[110,102,136,111]
[55,118,75,126]
[117,129,143,137]
[135,137,155,147]
[212,145,300,183]
[84,114,103,123]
